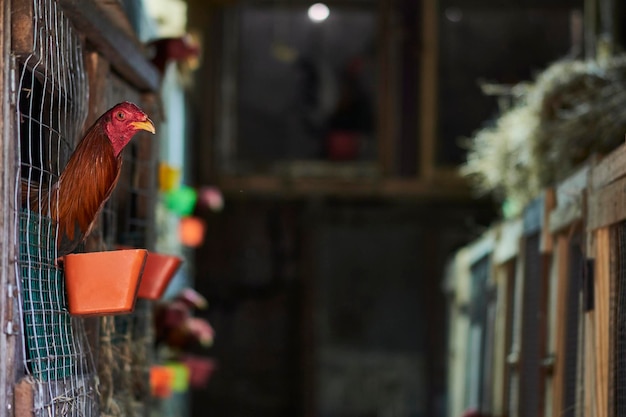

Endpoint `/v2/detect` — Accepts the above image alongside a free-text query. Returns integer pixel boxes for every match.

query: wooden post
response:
[419,0,437,179]
[2,0,21,414]
[552,234,570,417]
[84,52,111,132]
[378,0,396,176]
[584,0,597,59]
[58,0,160,92]
[11,0,33,56]
[594,228,610,417]
[13,378,34,417]
[541,189,556,254]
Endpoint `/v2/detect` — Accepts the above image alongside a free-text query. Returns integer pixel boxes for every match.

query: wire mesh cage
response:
[501,259,517,415]
[614,222,626,415]
[468,255,491,411]
[518,231,544,417]
[13,0,98,415]
[98,300,155,416]
[562,235,584,417]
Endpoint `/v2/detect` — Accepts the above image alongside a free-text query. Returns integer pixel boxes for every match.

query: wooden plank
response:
[493,219,523,265]
[541,188,556,253]
[84,52,110,133]
[11,0,33,55]
[508,237,527,416]
[551,235,570,417]
[58,0,160,92]
[1,0,21,411]
[273,161,379,179]
[549,202,583,234]
[555,163,590,208]
[217,175,474,199]
[584,0,598,59]
[594,228,610,417]
[465,229,495,265]
[419,0,437,178]
[591,140,626,190]
[14,377,34,417]
[377,0,395,175]
[587,174,626,231]
[492,261,515,416]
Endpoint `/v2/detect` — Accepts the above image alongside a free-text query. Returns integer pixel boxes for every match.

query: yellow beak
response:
[131,118,156,134]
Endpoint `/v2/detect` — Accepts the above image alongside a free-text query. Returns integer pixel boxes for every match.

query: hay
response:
[98,302,155,417]
[462,55,626,214]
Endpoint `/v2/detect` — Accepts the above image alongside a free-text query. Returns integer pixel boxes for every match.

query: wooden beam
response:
[11,0,33,55]
[555,163,590,207]
[541,188,556,254]
[493,219,522,265]
[84,52,111,131]
[2,0,21,411]
[551,235,570,417]
[419,0,438,178]
[216,175,474,200]
[584,0,598,59]
[587,174,626,231]
[491,261,515,416]
[465,228,496,264]
[594,227,610,417]
[549,202,583,234]
[590,141,626,189]
[377,0,396,175]
[14,378,35,417]
[59,0,160,92]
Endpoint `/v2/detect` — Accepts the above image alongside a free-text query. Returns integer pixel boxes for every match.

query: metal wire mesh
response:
[518,232,543,417]
[562,235,583,417]
[615,222,626,415]
[14,0,97,415]
[98,300,155,416]
[502,260,517,415]
[468,255,490,411]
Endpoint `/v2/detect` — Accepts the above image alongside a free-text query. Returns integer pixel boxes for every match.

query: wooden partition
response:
[446,143,626,417]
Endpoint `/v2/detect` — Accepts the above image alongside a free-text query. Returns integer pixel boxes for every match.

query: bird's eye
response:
[116,111,125,120]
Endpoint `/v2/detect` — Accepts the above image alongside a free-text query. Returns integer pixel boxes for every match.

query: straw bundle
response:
[462,56,626,214]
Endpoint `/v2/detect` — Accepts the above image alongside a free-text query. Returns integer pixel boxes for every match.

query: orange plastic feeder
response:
[150,365,175,398]
[63,249,148,316]
[179,216,206,247]
[138,252,183,300]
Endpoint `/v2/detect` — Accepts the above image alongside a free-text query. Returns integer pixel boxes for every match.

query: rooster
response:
[22,102,155,255]
[155,288,214,351]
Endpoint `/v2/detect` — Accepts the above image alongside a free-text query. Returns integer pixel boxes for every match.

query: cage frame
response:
[0,0,21,414]
[584,140,626,417]
[491,217,523,417]
[444,228,497,416]
[0,0,161,415]
[545,163,591,417]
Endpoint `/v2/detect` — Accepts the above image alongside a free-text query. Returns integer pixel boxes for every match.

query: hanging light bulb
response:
[308,3,330,23]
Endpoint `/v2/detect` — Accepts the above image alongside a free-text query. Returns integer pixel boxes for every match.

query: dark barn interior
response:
[182,1,582,416]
